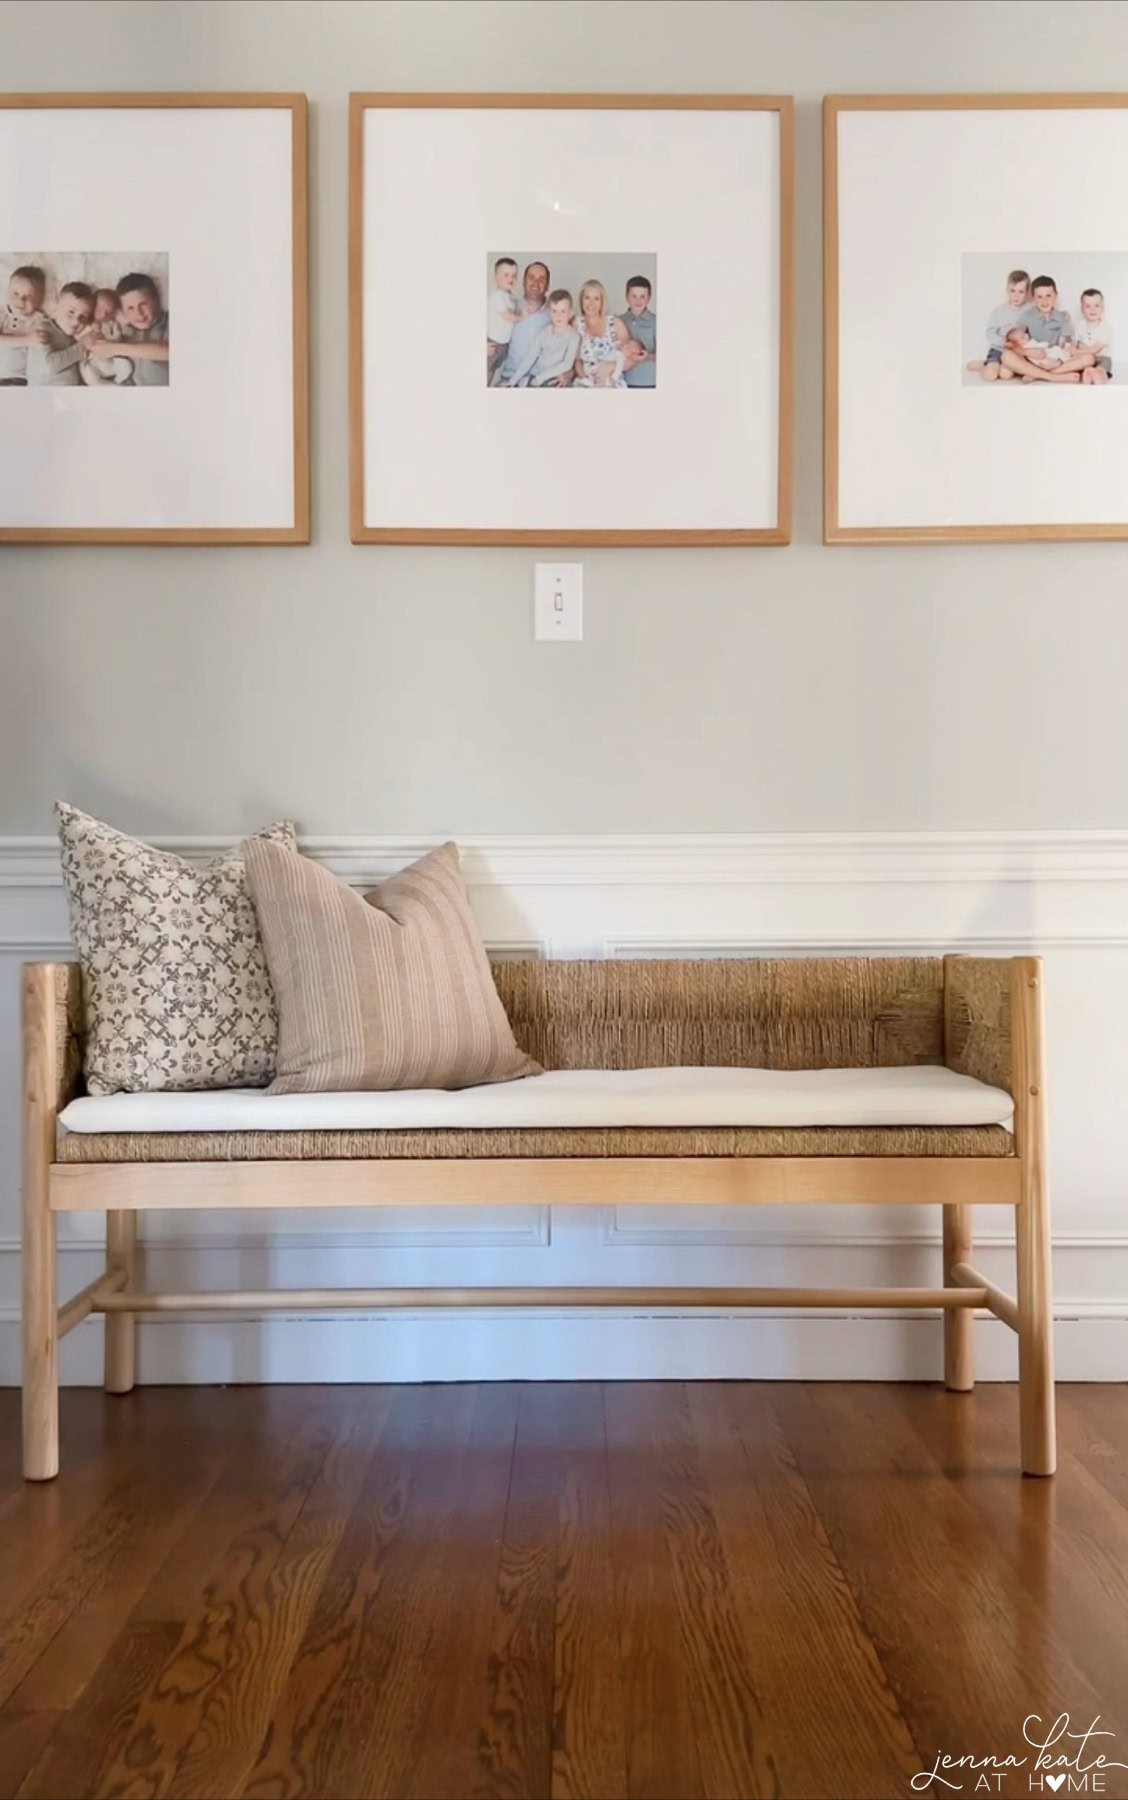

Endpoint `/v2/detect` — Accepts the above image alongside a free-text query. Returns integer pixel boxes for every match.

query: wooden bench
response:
[21,953,1054,1480]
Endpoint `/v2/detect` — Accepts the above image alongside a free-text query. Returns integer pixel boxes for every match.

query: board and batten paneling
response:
[1,831,1126,1383]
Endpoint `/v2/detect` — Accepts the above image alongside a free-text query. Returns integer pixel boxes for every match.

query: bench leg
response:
[22,1142,58,1482]
[105,1212,138,1395]
[1013,958,1055,1477]
[22,966,59,1482]
[942,1204,974,1391]
[1017,1158,1055,1476]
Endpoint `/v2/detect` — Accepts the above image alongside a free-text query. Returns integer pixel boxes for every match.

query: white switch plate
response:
[534,562,583,641]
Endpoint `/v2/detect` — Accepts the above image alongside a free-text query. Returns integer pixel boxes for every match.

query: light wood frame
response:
[824,93,1128,544]
[20,958,1054,1482]
[0,92,309,545]
[348,92,794,546]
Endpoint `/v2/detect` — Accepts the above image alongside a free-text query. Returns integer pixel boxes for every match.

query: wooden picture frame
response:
[825,93,1128,544]
[350,93,794,546]
[0,92,309,545]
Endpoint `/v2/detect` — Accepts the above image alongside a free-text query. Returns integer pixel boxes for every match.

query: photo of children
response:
[486,253,657,388]
[962,254,1122,386]
[0,252,169,387]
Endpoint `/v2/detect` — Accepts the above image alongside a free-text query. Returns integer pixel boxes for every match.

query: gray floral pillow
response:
[57,803,297,1095]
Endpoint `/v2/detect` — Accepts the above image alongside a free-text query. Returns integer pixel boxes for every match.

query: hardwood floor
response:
[0,1381,1126,1800]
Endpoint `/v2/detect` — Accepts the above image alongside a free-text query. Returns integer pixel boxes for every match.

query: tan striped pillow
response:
[245,839,541,1093]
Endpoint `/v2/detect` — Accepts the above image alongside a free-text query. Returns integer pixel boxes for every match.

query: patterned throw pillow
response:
[57,803,297,1095]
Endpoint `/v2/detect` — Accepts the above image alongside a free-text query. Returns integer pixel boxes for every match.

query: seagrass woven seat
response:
[21,953,1054,1480]
[56,1123,1015,1161]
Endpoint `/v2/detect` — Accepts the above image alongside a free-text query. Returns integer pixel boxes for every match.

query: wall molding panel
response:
[8,826,1128,887]
[2,829,1126,1382]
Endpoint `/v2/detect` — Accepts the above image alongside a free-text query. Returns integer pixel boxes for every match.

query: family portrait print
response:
[963,253,1122,386]
[486,252,657,388]
[0,252,170,388]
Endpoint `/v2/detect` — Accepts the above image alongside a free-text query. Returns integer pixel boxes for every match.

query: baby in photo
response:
[25,281,95,387]
[1003,325,1090,383]
[1003,327,1065,375]
[1011,329,1070,364]
[968,268,1030,381]
[0,264,48,385]
[1075,287,1113,384]
[78,288,135,386]
[502,288,581,388]
[487,256,521,384]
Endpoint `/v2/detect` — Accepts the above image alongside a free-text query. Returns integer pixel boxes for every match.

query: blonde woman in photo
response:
[574,279,629,387]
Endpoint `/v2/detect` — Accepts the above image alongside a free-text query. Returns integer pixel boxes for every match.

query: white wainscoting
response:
[2,831,1127,1385]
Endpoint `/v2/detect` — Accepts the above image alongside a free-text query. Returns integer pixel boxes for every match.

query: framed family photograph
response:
[825,94,1128,543]
[350,93,793,545]
[0,93,308,544]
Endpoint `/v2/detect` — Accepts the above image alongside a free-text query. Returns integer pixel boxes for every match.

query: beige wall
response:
[1,0,1124,837]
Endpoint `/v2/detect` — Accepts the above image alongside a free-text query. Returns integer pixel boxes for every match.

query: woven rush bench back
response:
[492,957,946,1072]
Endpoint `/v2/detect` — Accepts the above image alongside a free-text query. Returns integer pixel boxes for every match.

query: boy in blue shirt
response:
[620,274,656,388]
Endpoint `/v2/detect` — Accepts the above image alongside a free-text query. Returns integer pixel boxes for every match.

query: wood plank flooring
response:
[0,1382,1126,1800]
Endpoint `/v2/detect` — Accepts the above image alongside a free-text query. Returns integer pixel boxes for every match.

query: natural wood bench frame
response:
[21,956,1054,1481]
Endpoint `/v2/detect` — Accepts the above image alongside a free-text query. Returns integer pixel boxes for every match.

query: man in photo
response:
[0,263,48,385]
[94,271,169,384]
[619,273,657,387]
[25,280,95,386]
[1076,287,1113,384]
[499,261,551,385]
[1001,275,1089,381]
[502,288,581,387]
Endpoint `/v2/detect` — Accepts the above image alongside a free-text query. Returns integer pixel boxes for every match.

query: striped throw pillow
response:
[245,839,540,1093]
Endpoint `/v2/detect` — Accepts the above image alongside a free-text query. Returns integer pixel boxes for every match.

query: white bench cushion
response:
[59,1065,1014,1135]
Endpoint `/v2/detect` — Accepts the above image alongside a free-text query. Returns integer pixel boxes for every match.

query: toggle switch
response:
[534,563,583,641]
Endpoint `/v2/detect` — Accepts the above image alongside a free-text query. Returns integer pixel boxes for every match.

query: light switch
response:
[534,563,583,641]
